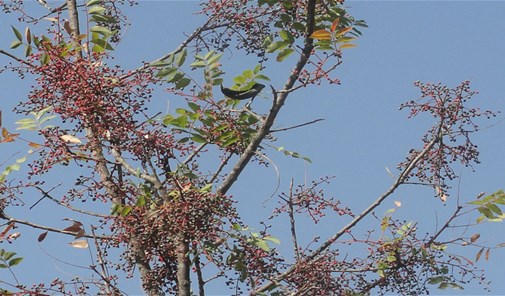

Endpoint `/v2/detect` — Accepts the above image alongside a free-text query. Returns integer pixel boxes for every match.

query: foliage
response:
[0,0,502,295]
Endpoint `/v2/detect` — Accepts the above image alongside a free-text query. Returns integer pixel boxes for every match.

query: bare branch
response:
[0,213,111,240]
[288,179,300,261]
[270,118,325,133]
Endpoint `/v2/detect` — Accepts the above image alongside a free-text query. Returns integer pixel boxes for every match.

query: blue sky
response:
[1,1,505,295]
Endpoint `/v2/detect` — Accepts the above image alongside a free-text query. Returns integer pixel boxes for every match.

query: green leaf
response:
[91,14,118,23]
[187,102,200,112]
[266,40,286,53]
[8,257,23,267]
[428,276,445,285]
[478,207,494,219]
[254,238,270,251]
[255,74,270,81]
[10,40,22,49]
[222,136,239,147]
[200,183,213,193]
[212,78,224,86]
[279,30,294,44]
[11,26,22,41]
[207,52,222,65]
[276,48,294,62]
[166,71,184,83]
[263,236,280,244]
[293,22,305,32]
[90,25,113,36]
[41,53,50,65]
[156,67,177,78]
[24,45,32,57]
[175,77,191,89]
[191,134,207,143]
[121,206,132,216]
[488,204,502,215]
[92,43,105,53]
[175,49,187,67]
[136,195,146,207]
[87,0,102,6]
[3,252,15,261]
[88,5,106,15]
[242,69,254,79]
[190,60,206,68]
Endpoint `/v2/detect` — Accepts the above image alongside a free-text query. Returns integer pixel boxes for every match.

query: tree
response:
[0,0,503,295]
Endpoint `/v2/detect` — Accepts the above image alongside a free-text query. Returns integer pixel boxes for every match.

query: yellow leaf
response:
[331,18,340,33]
[394,201,401,207]
[76,34,88,42]
[2,127,8,138]
[69,239,89,249]
[336,26,353,37]
[44,17,58,22]
[310,29,332,41]
[338,43,357,49]
[29,142,42,148]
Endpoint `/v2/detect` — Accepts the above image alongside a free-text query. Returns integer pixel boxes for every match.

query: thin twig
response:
[287,179,300,261]
[270,118,325,133]
[426,205,463,246]
[254,134,440,293]
[209,153,233,184]
[0,213,112,240]
[32,185,108,218]
[0,49,36,68]
[183,143,207,165]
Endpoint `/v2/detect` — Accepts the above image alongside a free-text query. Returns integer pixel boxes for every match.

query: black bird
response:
[220,83,265,101]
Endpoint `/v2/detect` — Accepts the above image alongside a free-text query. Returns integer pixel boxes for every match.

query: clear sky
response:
[1,1,505,295]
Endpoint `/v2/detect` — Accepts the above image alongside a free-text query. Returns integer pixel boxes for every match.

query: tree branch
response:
[254,134,440,293]
[270,118,325,133]
[0,212,111,240]
[217,0,317,195]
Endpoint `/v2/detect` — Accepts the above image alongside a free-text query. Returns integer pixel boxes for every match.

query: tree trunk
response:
[177,237,191,296]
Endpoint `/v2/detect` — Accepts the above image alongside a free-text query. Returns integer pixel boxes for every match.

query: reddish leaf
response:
[38,231,48,242]
[0,222,14,239]
[336,26,353,37]
[485,248,490,261]
[63,21,72,35]
[331,17,340,33]
[470,233,480,243]
[25,27,31,44]
[75,229,85,239]
[475,247,484,262]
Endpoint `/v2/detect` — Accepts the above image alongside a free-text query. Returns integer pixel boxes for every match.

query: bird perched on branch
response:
[220,83,265,101]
